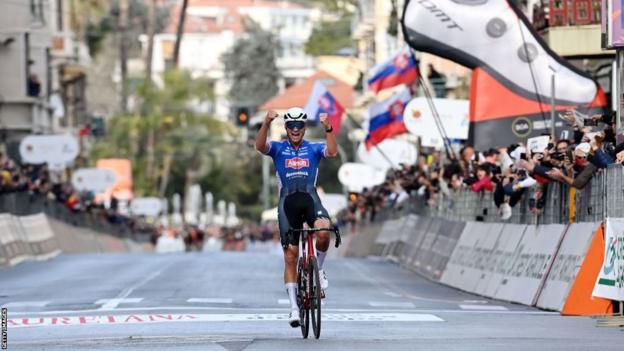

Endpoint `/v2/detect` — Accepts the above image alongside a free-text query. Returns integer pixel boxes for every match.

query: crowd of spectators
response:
[1,151,283,253]
[150,222,280,252]
[0,152,153,235]
[343,110,624,226]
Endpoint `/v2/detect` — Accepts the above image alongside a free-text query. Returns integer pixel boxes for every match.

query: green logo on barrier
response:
[603,236,617,275]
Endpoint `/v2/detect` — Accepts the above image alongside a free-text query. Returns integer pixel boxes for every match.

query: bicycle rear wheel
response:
[309,257,322,339]
[297,257,309,339]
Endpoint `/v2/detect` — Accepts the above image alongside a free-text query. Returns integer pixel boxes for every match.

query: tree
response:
[291,0,356,13]
[90,69,268,220]
[173,0,189,67]
[90,70,224,197]
[222,22,280,111]
[304,15,353,56]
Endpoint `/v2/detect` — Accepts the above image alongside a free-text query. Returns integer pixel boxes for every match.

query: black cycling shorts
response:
[278,191,330,249]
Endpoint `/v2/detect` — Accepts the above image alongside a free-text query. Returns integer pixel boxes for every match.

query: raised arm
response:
[255,110,278,154]
[319,113,338,158]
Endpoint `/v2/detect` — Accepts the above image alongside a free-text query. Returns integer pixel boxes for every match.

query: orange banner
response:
[96,159,134,201]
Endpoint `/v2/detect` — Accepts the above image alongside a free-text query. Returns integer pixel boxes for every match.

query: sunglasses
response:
[286,121,305,130]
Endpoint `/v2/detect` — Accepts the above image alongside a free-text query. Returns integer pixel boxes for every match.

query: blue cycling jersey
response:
[264,140,327,196]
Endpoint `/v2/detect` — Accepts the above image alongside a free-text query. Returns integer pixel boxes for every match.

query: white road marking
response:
[278,299,324,306]
[369,301,415,308]
[95,298,143,310]
[187,298,233,304]
[459,305,509,311]
[345,261,471,304]
[463,300,489,304]
[97,263,172,310]
[1,301,50,308]
[6,306,555,317]
[7,312,444,328]
[383,292,402,297]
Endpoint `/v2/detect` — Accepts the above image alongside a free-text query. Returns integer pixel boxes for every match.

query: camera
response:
[583,118,598,127]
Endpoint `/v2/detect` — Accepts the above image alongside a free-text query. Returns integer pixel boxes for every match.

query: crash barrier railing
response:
[0,192,155,267]
[0,213,62,267]
[0,192,154,241]
[344,213,614,315]
[398,164,624,225]
[0,211,151,267]
[341,165,624,313]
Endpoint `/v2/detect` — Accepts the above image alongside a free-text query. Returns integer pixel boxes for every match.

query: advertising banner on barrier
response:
[593,218,624,301]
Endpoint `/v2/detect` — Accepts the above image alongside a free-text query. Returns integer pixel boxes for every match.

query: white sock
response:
[317,249,327,270]
[285,282,298,311]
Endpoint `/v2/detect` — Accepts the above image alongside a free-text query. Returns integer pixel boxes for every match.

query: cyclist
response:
[255,107,338,327]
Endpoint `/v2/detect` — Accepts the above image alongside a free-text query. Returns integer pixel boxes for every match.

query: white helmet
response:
[284,107,308,123]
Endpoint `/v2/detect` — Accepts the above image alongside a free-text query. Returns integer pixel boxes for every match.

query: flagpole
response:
[345,112,396,168]
[417,70,458,161]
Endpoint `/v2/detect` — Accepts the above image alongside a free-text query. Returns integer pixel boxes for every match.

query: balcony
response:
[0,97,54,140]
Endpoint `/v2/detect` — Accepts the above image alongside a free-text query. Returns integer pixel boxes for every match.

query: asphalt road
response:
[0,248,622,350]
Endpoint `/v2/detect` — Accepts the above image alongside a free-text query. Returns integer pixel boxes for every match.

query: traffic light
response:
[236,107,250,126]
[90,116,106,138]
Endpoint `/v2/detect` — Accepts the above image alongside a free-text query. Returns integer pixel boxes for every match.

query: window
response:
[285,78,297,89]
[577,2,588,19]
[592,0,602,23]
[30,0,45,25]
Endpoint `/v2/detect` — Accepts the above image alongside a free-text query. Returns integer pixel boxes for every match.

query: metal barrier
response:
[400,164,624,224]
[0,192,153,242]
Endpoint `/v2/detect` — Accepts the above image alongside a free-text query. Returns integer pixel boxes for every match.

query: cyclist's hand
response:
[319,113,330,129]
[265,110,278,124]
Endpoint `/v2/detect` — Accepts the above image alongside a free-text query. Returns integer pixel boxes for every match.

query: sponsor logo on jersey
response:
[285,157,309,170]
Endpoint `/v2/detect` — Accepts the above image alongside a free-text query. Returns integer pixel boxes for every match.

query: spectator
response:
[546,143,598,189]
[27,74,41,97]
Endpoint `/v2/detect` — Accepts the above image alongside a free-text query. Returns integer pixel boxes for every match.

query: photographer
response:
[546,143,598,189]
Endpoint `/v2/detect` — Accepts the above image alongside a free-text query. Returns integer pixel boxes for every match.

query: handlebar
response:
[287,227,342,248]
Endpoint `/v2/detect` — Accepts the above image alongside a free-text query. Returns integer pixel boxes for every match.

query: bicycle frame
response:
[288,226,340,339]
[289,227,342,266]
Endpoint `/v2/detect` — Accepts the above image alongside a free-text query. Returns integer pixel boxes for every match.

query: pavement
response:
[0,249,622,350]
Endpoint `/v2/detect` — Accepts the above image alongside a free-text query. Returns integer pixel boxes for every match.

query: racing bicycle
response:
[288,226,341,339]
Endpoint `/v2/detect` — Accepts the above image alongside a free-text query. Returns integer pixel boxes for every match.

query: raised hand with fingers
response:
[265,110,279,124]
[319,113,331,132]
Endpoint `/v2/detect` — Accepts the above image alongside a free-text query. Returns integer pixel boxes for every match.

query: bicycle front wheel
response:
[297,257,309,339]
[309,257,322,339]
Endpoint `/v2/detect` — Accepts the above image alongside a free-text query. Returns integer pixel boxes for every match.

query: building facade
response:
[146,0,321,120]
[0,0,89,152]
